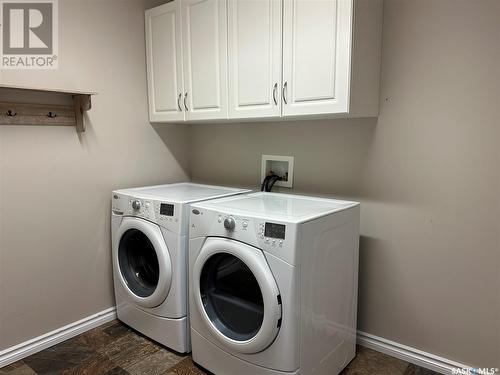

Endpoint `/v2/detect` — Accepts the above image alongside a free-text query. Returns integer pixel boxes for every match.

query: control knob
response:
[132,200,141,210]
[223,217,236,231]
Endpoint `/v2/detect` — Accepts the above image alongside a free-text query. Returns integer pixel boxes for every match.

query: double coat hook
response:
[5,110,58,118]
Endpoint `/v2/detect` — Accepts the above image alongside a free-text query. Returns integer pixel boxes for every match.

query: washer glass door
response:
[116,217,172,308]
[119,228,160,297]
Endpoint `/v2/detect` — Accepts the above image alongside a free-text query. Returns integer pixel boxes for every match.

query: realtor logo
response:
[1,0,58,69]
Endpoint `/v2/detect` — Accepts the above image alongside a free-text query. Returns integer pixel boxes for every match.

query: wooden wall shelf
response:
[0,84,96,132]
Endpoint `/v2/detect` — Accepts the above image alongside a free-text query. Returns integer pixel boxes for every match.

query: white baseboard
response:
[0,310,475,374]
[0,307,117,368]
[357,330,473,375]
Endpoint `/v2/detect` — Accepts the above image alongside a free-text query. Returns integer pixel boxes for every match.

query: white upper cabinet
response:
[145,3,184,122]
[282,0,351,117]
[145,0,382,123]
[282,0,383,118]
[181,0,228,121]
[227,0,282,119]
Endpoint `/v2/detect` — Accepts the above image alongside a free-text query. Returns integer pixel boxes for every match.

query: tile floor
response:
[0,321,439,375]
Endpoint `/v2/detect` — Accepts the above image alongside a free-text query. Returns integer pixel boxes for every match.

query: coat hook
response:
[6,110,17,117]
[47,112,57,118]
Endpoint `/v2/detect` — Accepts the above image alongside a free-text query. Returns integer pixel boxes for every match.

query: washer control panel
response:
[154,201,178,225]
[112,192,182,233]
[123,197,154,219]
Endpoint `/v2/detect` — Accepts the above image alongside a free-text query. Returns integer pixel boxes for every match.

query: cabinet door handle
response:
[184,92,188,111]
[177,93,182,111]
[273,83,278,105]
[282,81,288,105]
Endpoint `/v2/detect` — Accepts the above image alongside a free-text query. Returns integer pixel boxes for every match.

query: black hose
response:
[261,175,272,191]
[265,175,282,192]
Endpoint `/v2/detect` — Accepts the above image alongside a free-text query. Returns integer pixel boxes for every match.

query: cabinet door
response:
[282,0,353,116]
[227,0,282,119]
[145,2,184,122]
[181,0,228,121]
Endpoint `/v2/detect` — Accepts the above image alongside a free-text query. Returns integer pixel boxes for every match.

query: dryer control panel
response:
[263,222,286,240]
[189,208,298,265]
[259,222,286,249]
[205,213,289,250]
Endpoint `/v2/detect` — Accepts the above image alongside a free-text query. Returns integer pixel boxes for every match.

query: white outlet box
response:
[261,155,294,188]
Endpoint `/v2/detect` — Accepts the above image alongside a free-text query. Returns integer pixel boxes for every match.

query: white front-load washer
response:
[111,183,250,353]
[189,192,360,374]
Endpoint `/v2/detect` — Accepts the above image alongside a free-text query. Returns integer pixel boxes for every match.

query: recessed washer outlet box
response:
[261,155,294,188]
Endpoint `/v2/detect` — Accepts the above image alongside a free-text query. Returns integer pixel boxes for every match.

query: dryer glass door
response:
[193,238,282,354]
[200,253,264,341]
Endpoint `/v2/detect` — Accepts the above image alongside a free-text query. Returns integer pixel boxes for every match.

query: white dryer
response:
[189,192,360,374]
[111,183,250,353]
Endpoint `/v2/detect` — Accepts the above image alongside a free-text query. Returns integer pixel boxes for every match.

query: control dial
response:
[132,200,141,210]
[223,217,236,231]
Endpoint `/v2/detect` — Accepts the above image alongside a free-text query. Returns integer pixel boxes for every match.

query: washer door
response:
[116,217,172,308]
[193,238,282,354]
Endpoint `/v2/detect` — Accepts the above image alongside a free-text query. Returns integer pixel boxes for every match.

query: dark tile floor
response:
[0,321,439,375]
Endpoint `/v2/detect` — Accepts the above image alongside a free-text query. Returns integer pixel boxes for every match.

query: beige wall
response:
[190,0,500,367]
[0,0,190,350]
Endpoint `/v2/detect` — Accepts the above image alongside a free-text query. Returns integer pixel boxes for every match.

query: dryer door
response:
[193,238,282,354]
[115,217,172,308]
